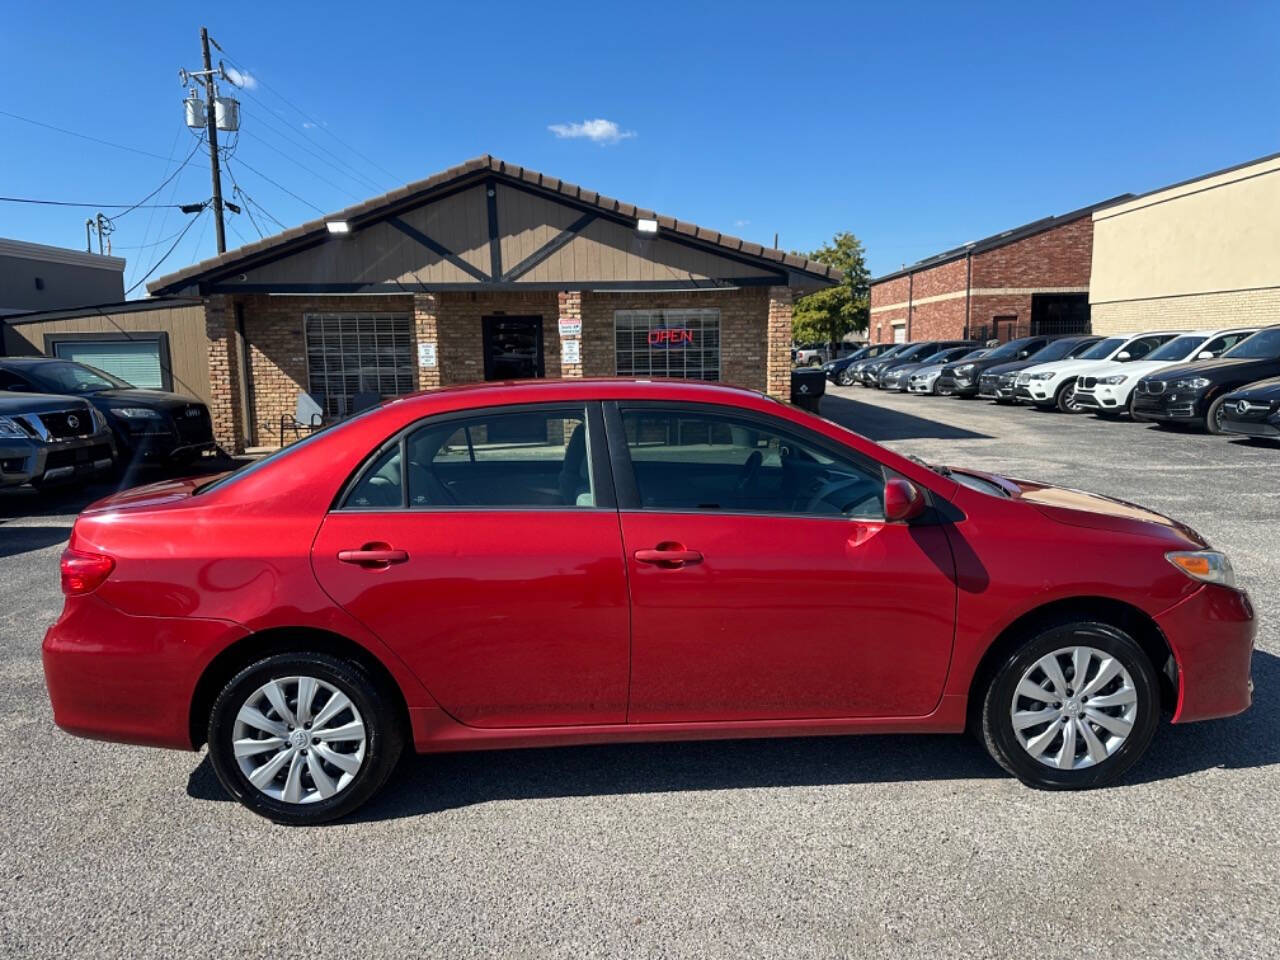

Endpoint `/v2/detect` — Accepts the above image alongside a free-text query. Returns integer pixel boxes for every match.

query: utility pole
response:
[200,27,227,254]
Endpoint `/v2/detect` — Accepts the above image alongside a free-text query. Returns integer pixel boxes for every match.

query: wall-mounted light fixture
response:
[636,218,659,234]
[326,220,351,235]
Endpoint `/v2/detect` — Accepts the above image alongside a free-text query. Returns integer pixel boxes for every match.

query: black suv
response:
[823,343,895,386]
[1219,377,1280,440]
[863,340,972,388]
[1131,326,1280,433]
[977,335,1102,402]
[0,357,215,465]
[937,335,1058,398]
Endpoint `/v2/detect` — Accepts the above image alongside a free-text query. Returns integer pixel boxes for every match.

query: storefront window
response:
[614,309,720,381]
[304,314,413,417]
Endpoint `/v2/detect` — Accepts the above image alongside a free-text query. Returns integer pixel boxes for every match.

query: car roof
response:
[388,377,772,407]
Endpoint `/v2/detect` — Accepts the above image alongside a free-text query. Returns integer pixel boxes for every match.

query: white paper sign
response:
[417,342,438,369]
[558,318,582,338]
[561,339,581,364]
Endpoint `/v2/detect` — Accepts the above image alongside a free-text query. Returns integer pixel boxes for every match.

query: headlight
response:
[0,416,28,439]
[1174,377,1212,391]
[1166,550,1235,588]
[1099,375,1129,385]
[109,407,163,420]
[1028,372,1055,381]
[954,364,975,375]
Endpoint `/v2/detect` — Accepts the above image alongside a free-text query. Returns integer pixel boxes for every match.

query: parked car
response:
[0,392,115,489]
[1014,332,1181,413]
[880,344,978,391]
[907,348,990,395]
[0,358,215,468]
[849,343,910,385]
[45,378,1254,824]
[823,343,896,386]
[792,344,829,367]
[1219,377,1280,440]
[977,336,1102,403]
[865,340,972,388]
[1075,328,1259,418]
[937,335,1056,398]
[1132,325,1280,433]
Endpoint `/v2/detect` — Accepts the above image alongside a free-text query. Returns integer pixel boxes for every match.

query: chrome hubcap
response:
[232,676,366,804]
[1011,646,1138,770]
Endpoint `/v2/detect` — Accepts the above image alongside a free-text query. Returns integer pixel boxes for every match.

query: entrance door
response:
[610,404,958,722]
[483,316,544,381]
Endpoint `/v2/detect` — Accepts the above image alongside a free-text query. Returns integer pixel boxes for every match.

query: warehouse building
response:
[1090,151,1280,333]
[868,197,1128,345]
[0,238,124,317]
[3,156,839,451]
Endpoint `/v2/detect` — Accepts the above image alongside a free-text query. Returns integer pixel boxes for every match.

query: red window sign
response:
[648,327,695,347]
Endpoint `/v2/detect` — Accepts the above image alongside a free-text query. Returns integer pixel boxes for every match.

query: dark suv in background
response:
[0,358,215,467]
[936,335,1056,398]
[977,335,1102,403]
[823,343,895,386]
[1132,326,1280,433]
[862,340,972,388]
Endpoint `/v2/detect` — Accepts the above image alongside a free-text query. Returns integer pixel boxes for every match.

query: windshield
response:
[894,343,934,361]
[25,361,132,393]
[982,339,1029,361]
[1147,335,1208,362]
[1031,338,1089,362]
[1224,328,1280,359]
[1079,337,1127,360]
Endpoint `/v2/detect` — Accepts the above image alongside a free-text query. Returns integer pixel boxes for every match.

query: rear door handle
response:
[337,544,409,568]
[634,543,703,568]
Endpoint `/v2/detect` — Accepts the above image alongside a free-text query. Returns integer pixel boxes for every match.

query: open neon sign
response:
[648,327,695,347]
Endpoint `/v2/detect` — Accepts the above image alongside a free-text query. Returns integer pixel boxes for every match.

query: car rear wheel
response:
[207,652,404,825]
[1055,379,1083,414]
[1205,395,1229,435]
[980,620,1159,789]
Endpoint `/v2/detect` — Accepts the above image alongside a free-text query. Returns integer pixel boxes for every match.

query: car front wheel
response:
[838,369,855,386]
[980,620,1160,789]
[1205,395,1230,435]
[207,651,404,825]
[1055,379,1083,414]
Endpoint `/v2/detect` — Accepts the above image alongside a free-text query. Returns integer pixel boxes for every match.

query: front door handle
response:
[634,543,703,568]
[337,543,409,568]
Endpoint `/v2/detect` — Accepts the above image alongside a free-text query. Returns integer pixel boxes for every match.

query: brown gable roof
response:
[149,155,841,294]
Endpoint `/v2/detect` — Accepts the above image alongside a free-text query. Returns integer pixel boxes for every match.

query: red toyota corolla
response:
[43,379,1254,824]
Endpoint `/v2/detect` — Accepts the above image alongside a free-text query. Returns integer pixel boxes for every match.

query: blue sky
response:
[2,0,1278,294]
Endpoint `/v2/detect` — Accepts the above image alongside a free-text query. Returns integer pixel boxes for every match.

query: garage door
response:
[52,339,165,389]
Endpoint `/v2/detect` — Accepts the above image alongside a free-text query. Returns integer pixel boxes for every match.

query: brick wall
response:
[765,286,792,399]
[433,291,560,385]
[204,294,242,451]
[869,275,910,343]
[970,217,1092,288]
[580,288,775,394]
[1092,288,1280,335]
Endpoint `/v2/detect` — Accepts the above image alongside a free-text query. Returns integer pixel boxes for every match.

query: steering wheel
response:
[805,475,879,516]
[736,450,764,494]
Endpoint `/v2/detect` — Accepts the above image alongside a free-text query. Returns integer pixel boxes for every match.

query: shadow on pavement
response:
[185,650,1280,820]
[0,524,73,557]
[820,393,991,442]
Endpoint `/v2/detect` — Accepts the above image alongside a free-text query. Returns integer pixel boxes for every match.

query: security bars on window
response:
[614,309,721,381]
[304,314,414,418]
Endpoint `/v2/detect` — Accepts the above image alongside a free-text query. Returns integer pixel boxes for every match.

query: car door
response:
[311,402,631,728]
[607,402,958,723]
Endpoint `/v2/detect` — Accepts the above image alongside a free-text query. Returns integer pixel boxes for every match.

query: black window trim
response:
[332,400,617,513]
[602,399,926,522]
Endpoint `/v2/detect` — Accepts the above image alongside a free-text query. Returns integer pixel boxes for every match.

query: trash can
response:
[790,367,826,414]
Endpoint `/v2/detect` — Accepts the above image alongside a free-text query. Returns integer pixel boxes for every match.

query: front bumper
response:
[906,377,937,394]
[43,593,248,750]
[1017,379,1057,403]
[1131,391,1207,422]
[1156,584,1255,724]
[1220,404,1280,438]
[978,375,1018,400]
[935,375,977,397]
[0,435,113,486]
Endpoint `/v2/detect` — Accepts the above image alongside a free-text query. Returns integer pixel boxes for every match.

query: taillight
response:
[60,548,115,596]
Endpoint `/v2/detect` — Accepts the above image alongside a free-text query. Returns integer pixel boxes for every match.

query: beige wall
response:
[1091,155,1280,333]
[4,302,211,405]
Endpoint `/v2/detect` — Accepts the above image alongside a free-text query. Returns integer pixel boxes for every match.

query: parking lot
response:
[2,386,1277,959]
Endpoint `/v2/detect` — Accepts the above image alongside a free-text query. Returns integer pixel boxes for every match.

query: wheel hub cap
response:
[232,675,367,804]
[1010,645,1138,770]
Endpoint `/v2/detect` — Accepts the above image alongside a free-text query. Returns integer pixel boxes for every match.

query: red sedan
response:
[43,379,1254,824]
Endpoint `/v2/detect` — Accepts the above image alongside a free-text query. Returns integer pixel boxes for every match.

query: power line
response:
[0,110,181,162]
[215,47,402,186]
[125,209,206,295]
[0,196,189,209]
[111,135,208,221]
[239,129,365,202]
[237,101,386,195]
[129,126,184,271]
[111,225,196,250]
[232,156,326,214]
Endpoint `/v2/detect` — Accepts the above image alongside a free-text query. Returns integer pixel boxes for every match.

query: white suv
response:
[1074,327,1260,417]
[1014,331,1182,412]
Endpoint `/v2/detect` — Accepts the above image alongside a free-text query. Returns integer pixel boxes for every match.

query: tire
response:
[979,619,1160,790]
[207,651,404,825]
[1055,379,1083,414]
[1205,395,1229,435]
[837,369,855,387]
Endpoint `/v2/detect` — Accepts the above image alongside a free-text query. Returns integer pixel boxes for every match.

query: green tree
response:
[791,231,871,348]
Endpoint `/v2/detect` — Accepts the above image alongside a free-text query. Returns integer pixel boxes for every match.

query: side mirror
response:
[1197,351,1215,360]
[884,477,926,523]
[1116,351,1132,361]
[1018,350,1030,358]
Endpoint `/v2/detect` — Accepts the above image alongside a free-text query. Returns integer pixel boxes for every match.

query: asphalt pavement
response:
[1,388,1277,959]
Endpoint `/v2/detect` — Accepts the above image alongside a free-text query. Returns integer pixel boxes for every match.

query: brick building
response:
[868,197,1128,345]
[3,156,838,451]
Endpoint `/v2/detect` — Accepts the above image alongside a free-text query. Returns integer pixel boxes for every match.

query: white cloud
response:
[547,118,636,145]
[735,219,751,227]
[223,66,258,90]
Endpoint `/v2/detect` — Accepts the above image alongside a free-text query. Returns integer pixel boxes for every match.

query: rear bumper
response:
[1157,584,1256,723]
[42,594,247,750]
